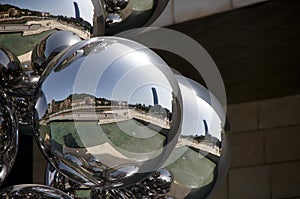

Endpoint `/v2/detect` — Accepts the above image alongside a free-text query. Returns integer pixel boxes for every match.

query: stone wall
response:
[208,94,300,199]
[153,0,268,26]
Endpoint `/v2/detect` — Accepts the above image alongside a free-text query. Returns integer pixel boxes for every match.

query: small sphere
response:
[0,89,18,185]
[33,37,182,189]
[106,13,124,26]
[0,47,23,87]
[0,184,73,199]
[31,31,82,75]
[105,0,129,11]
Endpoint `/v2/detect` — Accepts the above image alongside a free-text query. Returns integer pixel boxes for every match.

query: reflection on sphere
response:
[0,89,18,186]
[33,36,182,189]
[0,184,73,199]
[0,47,23,87]
[31,31,82,75]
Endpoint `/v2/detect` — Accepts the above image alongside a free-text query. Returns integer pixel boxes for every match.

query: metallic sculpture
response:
[0,184,73,198]
[31,31,82,75]
[0,0,101,37]
[103,0,169,35]
[0,47,23,88]
[33,36,182,189]
[0,0,230,198]
[44,76,229,199]
[0,89,18,185]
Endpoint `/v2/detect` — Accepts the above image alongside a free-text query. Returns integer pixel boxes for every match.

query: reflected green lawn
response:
[45,120,216,195]
[0,29,56,56]
[48,119,165,154]
[167,146,216,191]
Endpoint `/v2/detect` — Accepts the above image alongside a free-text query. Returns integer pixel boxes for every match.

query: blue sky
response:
[0,0,94,23]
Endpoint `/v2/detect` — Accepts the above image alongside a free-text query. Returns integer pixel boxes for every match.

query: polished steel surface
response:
[34,36,182,189]
[102,0,169,35]
[0,184,73,198]
[0,89,18,185]
[0,47,23,87]
[0,0,102,37]
[44,75,228,199]
[0,0,168,37]
[152,75,228,199]
[0,1,230,198]
[105,0,130,11]
[31,30,82,75]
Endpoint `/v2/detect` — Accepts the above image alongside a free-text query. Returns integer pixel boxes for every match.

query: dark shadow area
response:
[0,134,33,188]
[168,0,300,104]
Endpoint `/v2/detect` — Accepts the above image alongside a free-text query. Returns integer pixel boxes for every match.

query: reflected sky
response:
[179,80,222,140]
[41,40,175,111]
[0,0,94,24]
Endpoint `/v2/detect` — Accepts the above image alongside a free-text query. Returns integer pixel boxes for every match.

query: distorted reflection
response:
[46,163,175,199]
[43,74,228,199]
[34,37,181,188]
[102,0,169,35]
[0,0,96,38]
[0,47,23,87]
[0,184,73,199]
[0,89,18,186]
[31,30,82,75]
[154,75,226,199]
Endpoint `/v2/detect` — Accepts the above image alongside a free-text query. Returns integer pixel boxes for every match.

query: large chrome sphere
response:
[33,37,182,189]
[31,31,82,75]
[0,184,73,199]
[142,75,229,199]
[98,76,228,199]
[43,75,229,198]
[0,47,23,87]
[0,89,18,185]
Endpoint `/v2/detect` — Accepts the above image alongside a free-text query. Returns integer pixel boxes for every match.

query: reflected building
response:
[73,2,80,20]
[151,87,159,105]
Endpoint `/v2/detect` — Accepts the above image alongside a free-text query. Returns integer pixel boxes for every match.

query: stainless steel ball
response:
[0,89,18,185]
[105,0,130,11]
[103,0,169,35]
[0,1,99,37]
[142,75,229,199]
[0,184,73,199]
[0,47,23,87]
[106,13,124,26]
[95,76,229,199]
[33,36,182,189]
[31,31,82,75]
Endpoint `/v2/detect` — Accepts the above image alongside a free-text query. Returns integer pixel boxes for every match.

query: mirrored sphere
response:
[42,66,229,199]
[143,75,229,199]
[103,0,169,35]
[33,36,182,189]
[105,0,130,11]
[0,1,102,37]
[0,184,73,199]
[31,31,82,75]
[0,89,18,185]
[0,47,23,87]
